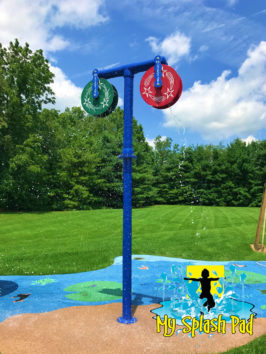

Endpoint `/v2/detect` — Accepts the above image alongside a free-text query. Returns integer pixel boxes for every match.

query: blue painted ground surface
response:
[0,255,266,323]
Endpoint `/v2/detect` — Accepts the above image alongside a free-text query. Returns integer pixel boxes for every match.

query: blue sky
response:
[0,0,265,147]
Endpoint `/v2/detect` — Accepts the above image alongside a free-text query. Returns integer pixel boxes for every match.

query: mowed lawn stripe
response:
[0,205,265,275]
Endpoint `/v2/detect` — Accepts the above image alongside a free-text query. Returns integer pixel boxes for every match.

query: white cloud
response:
[227,0,238,7]
[49,66,82,111]
[0,0,107,52]
[0,1,64,52]
[202,23,225,33]
[163,41,266,141]
[49,0,108,29]
[146,138,156,149]
[199,45,208,53]
[241,136,258,145]
[146,31,191,65]
[253,9,266,17]
[45,35,70,52]
[98,63,120,71]
[118,97,124,108]
[146,136,167,149]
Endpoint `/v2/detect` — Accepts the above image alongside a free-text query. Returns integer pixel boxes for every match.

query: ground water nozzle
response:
[240,272,247,283]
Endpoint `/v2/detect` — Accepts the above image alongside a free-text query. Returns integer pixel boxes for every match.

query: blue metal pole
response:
[117,68,137,324]
[97,56,167,79]
[95,56,168,324]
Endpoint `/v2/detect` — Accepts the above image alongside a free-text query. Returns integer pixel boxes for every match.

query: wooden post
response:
[261,208,266,247]
[254,183,266,250]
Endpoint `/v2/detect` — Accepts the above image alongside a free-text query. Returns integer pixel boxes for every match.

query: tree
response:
[56,107,102,210]
[153,136,174,204]
[0,39,55,210]
[0,39,55,164]
[132,120,156,207]
[87,108,124,208]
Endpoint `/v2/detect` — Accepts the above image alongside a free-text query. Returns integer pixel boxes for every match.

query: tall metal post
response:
[117,69,136,323]
[254,183,266,250]
[93,56,167,324]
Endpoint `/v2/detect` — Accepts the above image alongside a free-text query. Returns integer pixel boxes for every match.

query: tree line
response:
[0,40,265,211]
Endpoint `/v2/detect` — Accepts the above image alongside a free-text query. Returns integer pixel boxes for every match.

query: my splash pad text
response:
[156,314,254,337]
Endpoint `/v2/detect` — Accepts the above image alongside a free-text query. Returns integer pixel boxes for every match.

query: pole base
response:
[250,244,266,253]
[117,316,137,324]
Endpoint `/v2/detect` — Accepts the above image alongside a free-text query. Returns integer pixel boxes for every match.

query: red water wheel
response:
[140,64,182,109]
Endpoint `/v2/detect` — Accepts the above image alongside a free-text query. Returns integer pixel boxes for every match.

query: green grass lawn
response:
[0,205,265,275]
[223,334,266,353]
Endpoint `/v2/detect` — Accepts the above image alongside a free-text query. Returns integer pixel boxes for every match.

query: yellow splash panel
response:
[186,265,224,297]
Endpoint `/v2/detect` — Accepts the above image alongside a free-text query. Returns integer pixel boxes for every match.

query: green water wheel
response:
[81,78,118,117]
[97,84,118,117]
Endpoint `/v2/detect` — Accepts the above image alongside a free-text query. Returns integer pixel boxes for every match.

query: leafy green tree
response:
[87,108,124,208]
[224,139,252,206]
[56,107,102,210]
[7,134,50,210]
[188,145,213,205]
[132,120,156,207]
[0,39,55,209]
[4,109,63,210]
[246,140,266,207]
[152,136,175,204]
[0,39,54,160]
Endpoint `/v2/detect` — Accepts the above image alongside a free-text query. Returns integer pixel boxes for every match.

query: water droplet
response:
[176,329,183,336]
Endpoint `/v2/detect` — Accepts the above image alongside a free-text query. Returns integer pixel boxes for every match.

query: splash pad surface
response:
[0,255,266,323]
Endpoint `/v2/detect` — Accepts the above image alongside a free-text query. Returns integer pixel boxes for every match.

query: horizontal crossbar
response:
[96,56,168,79]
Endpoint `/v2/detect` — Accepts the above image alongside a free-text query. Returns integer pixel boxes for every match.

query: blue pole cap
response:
[154,56,162,88]
[92,69,99,99]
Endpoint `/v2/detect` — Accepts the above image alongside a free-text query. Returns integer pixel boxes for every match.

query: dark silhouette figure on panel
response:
[12,293,31,303]
[184,268,219,312]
